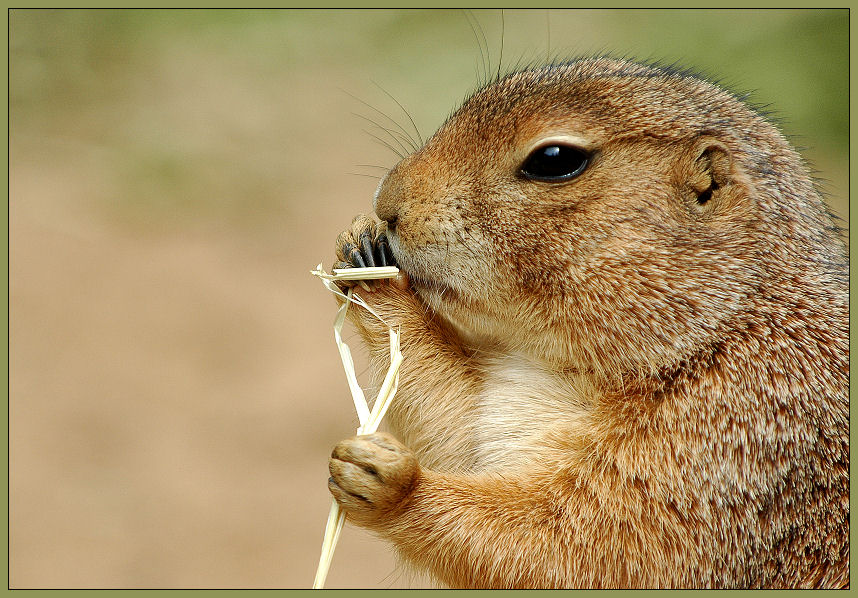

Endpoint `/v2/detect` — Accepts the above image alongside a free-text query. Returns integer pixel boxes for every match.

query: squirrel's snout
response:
[374,198,400,232]
[373,174,403,230]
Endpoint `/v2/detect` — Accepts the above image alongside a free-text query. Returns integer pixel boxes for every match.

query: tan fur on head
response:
[329,57,848,588]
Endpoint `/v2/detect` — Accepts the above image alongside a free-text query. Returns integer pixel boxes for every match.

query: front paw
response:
[333,214,396,288]
[328,432,420,527]
[330,215,418,338]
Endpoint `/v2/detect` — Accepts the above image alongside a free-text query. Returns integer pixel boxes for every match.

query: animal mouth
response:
[385,230,433,288]
[383,221,476,316]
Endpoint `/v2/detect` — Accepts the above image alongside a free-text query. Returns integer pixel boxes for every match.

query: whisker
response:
[545,9,551,65]
[352,111,419,154]
[371,80,424,147]
[462,10,482,84]
[363,129,405,160]
[356,164,392,172]
[496,9,505,82]
[464,9,489,87]
[353,112,414,155]
[454,228,484,264]
[340,87,419,152]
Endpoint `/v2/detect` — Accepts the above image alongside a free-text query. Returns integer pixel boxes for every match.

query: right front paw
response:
[328,432,420,528]
[334,214,396,284]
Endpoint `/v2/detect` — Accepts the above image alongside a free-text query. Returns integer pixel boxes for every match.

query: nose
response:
[373,172,401,229]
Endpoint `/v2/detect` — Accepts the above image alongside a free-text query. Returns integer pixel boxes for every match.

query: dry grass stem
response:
[314,265,399,281]
[310,264,404,589]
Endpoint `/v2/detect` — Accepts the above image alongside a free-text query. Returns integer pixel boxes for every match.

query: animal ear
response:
[684,136,734,208]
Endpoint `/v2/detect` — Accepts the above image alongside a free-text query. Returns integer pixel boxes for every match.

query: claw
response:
[359,230,376,267]
[347,244,367,268]
[335,231,354,264]
[376,234,394,267]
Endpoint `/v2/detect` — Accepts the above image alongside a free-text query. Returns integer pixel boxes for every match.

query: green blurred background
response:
[10,9,848,589]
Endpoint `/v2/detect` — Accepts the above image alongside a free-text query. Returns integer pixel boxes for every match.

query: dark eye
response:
[520,144,589,182]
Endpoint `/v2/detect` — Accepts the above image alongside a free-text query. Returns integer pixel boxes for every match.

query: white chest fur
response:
[471,354,593,472]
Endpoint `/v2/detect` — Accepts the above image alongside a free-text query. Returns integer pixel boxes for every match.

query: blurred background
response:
[9,9,848,589]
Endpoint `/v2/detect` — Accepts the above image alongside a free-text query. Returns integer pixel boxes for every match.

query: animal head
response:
[374,58,836,377]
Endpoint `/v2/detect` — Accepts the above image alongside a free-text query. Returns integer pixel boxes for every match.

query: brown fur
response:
[326,58,848,589]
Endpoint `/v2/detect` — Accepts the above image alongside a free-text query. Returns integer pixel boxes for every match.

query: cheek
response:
[395,212,442,249]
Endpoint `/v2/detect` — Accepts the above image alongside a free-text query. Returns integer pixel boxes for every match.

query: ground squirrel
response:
[326,58,848,588]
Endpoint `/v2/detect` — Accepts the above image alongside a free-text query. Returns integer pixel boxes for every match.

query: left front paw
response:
[333,214,396,285]
[328,432,420,526]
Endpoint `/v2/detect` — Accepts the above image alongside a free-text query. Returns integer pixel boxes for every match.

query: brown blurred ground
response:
[9,9,847,589]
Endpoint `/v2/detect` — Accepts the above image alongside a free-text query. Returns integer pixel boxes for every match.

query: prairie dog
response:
[326,58,848,588]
